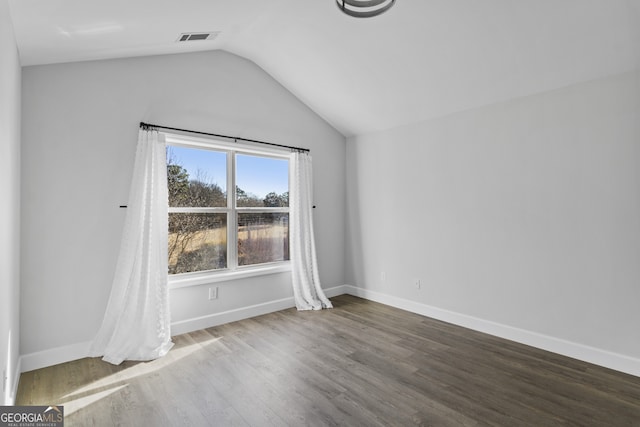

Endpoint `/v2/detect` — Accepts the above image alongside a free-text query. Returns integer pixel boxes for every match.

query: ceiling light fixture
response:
[336,0,395,18]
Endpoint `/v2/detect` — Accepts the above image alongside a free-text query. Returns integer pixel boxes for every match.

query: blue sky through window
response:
[236,154,289,198]
[167,146,288,199]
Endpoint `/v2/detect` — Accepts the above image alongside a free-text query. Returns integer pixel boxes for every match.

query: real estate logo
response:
[0,406,63,427]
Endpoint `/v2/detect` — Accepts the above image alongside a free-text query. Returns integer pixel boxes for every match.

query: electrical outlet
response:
[415,279,421,289]
[208,287,218,300]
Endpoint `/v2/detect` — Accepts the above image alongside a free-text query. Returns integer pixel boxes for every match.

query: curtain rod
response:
[139,122,310,153]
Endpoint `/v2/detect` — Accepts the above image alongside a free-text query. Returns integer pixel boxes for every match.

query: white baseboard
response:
[171,297,295,336]
[20,341,92,374]
[169,285,348,336]
[344,285,640,378]
[21,284,636,379]
[324,285,350,298]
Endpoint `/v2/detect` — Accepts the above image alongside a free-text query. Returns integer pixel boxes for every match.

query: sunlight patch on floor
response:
[62,384,128,416]
[61,336,221,399]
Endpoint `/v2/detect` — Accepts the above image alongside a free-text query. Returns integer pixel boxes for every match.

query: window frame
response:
[165,133,292,289]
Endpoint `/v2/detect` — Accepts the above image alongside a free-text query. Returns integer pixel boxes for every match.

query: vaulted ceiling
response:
[7,0,640,136]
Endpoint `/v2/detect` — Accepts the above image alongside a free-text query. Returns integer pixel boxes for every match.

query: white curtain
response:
[90,129,173,365]
[290,151,333,310]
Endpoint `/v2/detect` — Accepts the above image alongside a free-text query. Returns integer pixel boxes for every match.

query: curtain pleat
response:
[290,152,332,310]
[90,129,173,365]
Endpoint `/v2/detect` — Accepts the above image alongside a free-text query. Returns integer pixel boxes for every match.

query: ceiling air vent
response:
[176,32,220,42]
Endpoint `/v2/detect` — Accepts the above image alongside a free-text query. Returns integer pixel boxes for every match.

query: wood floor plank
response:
[16,294,640,426]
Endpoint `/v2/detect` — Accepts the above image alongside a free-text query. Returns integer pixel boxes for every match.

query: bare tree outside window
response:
[167,147,228,273]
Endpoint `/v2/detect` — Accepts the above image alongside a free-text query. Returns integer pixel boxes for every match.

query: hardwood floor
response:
[17,295,640,426]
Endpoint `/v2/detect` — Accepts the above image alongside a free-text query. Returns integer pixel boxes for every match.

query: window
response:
[166,135,290,281]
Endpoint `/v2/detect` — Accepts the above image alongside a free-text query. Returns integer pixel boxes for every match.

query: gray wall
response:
[0,0,21,404]
[346,70,640,361]
[19,29,639,375]
[21,50,346,357]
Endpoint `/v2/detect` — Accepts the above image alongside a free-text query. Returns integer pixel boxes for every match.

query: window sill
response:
[168,262,292,289]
